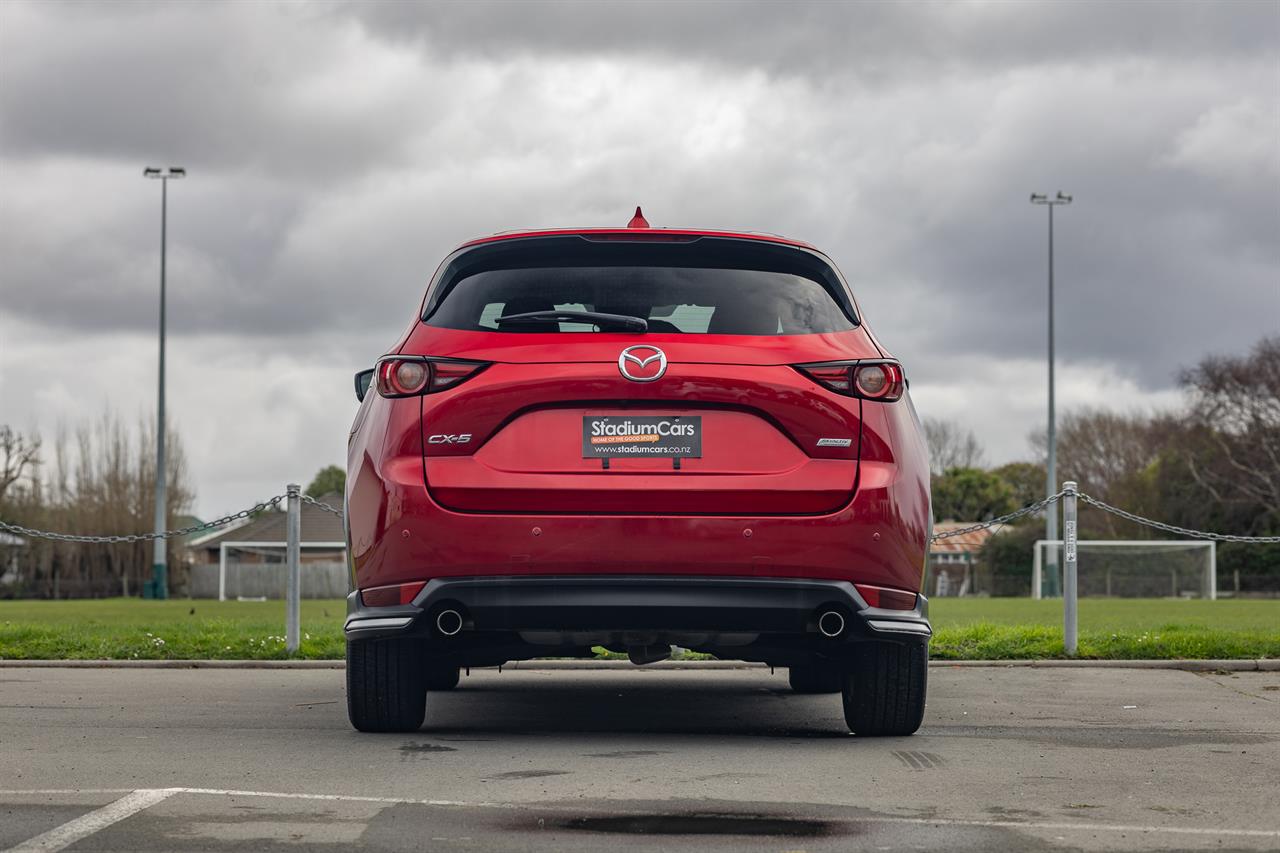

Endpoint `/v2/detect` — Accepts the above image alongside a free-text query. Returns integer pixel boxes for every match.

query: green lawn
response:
[930,597,1280,632]
[0,597,1276,661]
[0,599,347,661]
[927,598,1280,660]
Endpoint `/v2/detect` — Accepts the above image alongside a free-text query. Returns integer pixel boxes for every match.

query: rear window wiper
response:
[495,310,648,332]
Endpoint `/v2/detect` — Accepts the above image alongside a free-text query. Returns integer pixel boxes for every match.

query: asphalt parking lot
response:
[1,664,1277,852]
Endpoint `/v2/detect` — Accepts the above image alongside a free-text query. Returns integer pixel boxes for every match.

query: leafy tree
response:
[931,466,1014,522]
[992,461,1045,509]
[980,522,1041,581]
[306,465,346,497]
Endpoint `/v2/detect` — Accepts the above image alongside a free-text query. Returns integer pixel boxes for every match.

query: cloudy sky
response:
[2,0,1277,519]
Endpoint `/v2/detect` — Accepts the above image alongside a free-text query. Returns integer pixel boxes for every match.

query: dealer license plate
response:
[582,415,702,458]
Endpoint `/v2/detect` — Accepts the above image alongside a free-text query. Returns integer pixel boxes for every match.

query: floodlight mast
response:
[1029,191,1072,597]
[142,166,186,599]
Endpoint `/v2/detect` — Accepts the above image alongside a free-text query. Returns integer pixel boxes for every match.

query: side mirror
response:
[354,368,374,402]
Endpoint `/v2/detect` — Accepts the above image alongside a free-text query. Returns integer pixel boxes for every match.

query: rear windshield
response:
[423,237,857,335]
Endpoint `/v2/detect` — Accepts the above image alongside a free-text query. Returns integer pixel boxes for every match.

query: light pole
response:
[1030,191,1071,597]
[143,166,185,599]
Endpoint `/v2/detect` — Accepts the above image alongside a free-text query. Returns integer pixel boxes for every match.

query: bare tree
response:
[1029,409,1175,498]
[0,425,41,512]
[4,413,195,597]
[1176,336,1280,530]
[922,417,986,476]
[1028,408,1179,537]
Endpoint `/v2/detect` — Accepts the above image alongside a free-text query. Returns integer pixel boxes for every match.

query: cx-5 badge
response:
[618,345,667,382]
[428,433,472,444]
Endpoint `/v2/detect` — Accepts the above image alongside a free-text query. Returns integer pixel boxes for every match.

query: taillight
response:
[854,583,918,610]
[853,362,903,400]
[795,360,905,401]
[375,357,488,397]
[361,581,427,607]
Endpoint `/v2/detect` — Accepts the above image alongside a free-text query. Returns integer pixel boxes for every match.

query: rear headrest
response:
[707,299,778,335]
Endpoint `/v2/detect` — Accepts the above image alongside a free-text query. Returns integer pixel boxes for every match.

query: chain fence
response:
[299,494,344,518]
[2,486,1278,545]
[0,495,287,544]
[928,488,1280,544]
[1076,493,1280,544]
[928,490,1067,541]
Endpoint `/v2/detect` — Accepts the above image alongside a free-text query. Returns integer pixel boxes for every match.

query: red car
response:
[344,211,932,735]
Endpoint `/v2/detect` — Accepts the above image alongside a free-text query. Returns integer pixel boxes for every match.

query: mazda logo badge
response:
[618,345,667,382]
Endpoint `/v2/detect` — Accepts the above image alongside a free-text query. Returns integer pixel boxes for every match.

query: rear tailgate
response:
[414,333,874,515]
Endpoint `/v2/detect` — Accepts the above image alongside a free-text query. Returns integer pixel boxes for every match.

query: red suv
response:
[344,213,932,735]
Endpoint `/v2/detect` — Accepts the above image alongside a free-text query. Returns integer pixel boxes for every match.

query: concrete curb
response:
[931,659,1280,671]
[0,659,346,669]
[1,658,1275,671]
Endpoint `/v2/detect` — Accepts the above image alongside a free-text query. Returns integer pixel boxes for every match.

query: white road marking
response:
[0,787,1277,842]
[0,790,134,796]
[4,788,176,852]
[171,787,493,807]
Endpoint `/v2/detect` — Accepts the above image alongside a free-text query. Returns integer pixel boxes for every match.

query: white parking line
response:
[1,787,1277,844]
[3,788,176,852]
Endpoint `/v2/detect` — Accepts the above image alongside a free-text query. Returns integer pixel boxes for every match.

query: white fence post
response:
[1208,540,1217,600]
[1032,543,1043,600]
[285,483,301,654]
[1062,480,1078,656]
[218,542,227,602]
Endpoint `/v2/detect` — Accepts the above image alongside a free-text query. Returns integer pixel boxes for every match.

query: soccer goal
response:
[1033,540,1216,600]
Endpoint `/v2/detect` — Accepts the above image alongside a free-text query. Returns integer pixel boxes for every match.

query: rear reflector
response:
[361,581,426,608]
[854,583,918,611]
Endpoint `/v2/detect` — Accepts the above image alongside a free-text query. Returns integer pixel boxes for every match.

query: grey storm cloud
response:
[1,0,1278,496]
[344,0,1279,75]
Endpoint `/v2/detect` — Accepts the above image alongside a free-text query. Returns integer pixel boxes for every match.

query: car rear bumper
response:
[344,575,931,646]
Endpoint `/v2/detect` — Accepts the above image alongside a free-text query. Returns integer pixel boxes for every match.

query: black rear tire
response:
[346,637,427,733]
[787,664,842,694]
[841,642,927,736]
[424,663,461,691]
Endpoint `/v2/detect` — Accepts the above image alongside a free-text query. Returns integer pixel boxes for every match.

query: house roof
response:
[193,493,345,549]
[930,523,1007,555]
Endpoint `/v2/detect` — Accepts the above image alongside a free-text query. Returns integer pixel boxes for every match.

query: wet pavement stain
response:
[691,772,770,782]
[398,742,458,757]
[561,813,833,837]
[986,806,1048,820]
[582,750,671,758]
[489,770,571,779]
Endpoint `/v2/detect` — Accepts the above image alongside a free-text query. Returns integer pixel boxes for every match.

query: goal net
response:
[1033,540,1216,599]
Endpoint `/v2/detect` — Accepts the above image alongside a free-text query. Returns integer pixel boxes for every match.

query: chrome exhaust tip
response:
[435,609,464,637]
[818,610,846,638]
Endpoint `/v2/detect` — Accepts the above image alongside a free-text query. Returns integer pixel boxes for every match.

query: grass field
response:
[0,597,1276,661]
